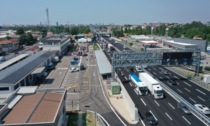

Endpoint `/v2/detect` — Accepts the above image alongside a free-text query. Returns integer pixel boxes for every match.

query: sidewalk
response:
[102,80,139,125]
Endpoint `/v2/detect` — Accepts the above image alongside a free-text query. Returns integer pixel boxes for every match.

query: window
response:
[0,87,9,91]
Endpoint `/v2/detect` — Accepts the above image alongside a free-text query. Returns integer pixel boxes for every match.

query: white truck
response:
[139,73,164,99]
[129,73,148,95]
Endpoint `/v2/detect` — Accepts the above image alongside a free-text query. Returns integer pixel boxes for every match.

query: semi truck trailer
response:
[139,73,164,99]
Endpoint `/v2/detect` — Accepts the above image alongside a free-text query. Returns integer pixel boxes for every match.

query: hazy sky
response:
[1,0,210,25]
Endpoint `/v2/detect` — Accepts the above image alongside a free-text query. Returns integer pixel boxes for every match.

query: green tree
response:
[16,28,25,35]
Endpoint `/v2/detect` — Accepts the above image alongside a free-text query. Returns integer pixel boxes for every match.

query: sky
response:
[1,0,210,25]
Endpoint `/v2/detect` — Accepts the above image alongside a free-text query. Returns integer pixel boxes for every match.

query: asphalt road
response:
[102,36,206,126]
[147,65,210,118]
[78,44,127,126]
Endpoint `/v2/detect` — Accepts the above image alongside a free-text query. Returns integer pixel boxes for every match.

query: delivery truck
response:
[129,73,148,95]
[139,73,164,99]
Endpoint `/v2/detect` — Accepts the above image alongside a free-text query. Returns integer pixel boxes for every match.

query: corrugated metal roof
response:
[0,51,46,80]
[0,54,29,71]
[0,51,57,85]
[95,50,112,75]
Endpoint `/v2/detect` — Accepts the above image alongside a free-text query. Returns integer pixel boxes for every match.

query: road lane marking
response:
[182,116,191,125]
[184,82,192,87]
[196,89,206,95]
[141,98,146,106]
[189,97,196,103]
[174,76,179,79]
[153,72,156,75]
[197,96,205,102]
[129,82,133,87]
[154,100,160,106]
[165,112,173,120]
[124,76,127,80]
[59,72,62,75]
[184,88,191,92]
[134,89,138,95]
[177,89,183,93]
[93,73,95,76]
[166,76,170,79]
[140,120,146,126]
[168,103,175,110]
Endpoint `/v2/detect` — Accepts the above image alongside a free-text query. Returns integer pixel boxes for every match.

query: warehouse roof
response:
[0,51,46,80]
[0,51,57,85]
[0,54,29,71]
[95,50,112,75]
[2,88,66,125]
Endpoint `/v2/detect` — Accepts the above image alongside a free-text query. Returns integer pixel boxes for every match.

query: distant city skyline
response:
[1,0,210,25]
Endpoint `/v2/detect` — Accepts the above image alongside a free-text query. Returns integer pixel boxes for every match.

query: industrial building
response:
[40,34,71,56]
[164,38,207,52]
[0,86,67,126]
[0,51,58,92]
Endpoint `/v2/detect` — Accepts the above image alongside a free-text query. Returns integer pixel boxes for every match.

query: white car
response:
[136,66,143,72]
[194,104,210,114]
[71,67,79,72]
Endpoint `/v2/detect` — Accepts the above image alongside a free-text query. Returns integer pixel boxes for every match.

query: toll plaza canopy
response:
[95,50,112,75]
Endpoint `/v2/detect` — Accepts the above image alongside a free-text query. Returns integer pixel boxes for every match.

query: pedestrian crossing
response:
[57,67,68,70]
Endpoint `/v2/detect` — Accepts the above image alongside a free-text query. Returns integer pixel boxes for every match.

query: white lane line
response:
[141,120,146,126]
[184,88,191,92]
[150,110,158,121]
[182,116,191,125]
[134,89,138,95]
[177,89,183,93]
[196,89,206,95]
[153,72,156,75]
[129,82,133,87]
[165,112,173,120]
[184,82,192,87]
[197,96,206,102]
[166,76,170,79]
[124,76,127,80]
[59,72,62,75]
[168,103,175,110]
[174,76,179,79]
[141,98,147,106]
[93,72,95,76]
[189,97,196,103]
[154,100,160,107]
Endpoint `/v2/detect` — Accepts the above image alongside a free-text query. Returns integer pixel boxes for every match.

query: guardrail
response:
[145,70,210,126]
[87,110,110,126]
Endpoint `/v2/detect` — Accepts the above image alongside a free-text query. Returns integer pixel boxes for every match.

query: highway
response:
[101,36,206,126]
[147,65,210,118]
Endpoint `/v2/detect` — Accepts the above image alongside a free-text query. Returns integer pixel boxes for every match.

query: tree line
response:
[112,21,210,41]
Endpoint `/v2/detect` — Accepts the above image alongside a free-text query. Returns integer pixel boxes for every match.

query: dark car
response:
[167,80,176,85]
[145,111,158,125]
[178,102,191,114]
[162,70,170,75]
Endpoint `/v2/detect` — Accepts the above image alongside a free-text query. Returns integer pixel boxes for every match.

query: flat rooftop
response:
[95,50,112,75]
[0,51,57,85]
[165,40,196,46]
[2,91,63,124]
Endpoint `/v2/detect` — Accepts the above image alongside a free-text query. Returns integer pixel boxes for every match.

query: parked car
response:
[177,101,191,114]
[71,67,79,72]
[145,111,158,125]
[194,104,210,114]
[167,80,177,85]
[70,60,78,65]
